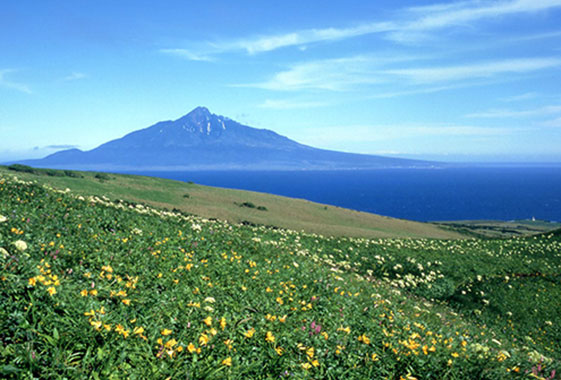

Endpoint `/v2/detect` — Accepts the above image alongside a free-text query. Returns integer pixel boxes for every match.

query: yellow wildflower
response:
[337,326,351,334]
[28,277,37,286]
[90,320,102,330]
[306,347,315,359]
[115,324,129,338]
[358,334,370,345]
[80,289,88,297]
[220,317,227,330]
[161,328,172,336]
[203,316,212,327]
[101,265,113,273]
[199,333,209,346]
[222,357,232,367]
[187,343,201,354]
[244,328,256,338]
[47,286,57,296]
[265,331,275,343]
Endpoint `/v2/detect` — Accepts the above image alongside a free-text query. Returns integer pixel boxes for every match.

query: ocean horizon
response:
[123,166,561,222]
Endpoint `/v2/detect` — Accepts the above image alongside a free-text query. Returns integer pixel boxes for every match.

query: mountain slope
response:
[20,107,433,170]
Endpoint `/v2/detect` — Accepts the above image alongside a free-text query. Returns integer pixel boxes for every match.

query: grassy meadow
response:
[0,165,464,240]
[1,170,560,379]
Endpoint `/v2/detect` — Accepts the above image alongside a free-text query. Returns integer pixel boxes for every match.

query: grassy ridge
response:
[0,165,464,240]
[1,174,560,379]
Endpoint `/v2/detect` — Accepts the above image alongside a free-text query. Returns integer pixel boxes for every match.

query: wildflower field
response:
[1,174,559,379]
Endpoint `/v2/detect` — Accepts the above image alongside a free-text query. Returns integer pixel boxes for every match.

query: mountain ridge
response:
[18,107,437,170]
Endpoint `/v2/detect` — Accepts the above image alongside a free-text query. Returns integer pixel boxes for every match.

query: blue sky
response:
[1,0,561,162]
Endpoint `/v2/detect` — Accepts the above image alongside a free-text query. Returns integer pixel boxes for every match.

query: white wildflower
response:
[1,247,10,258]
[13,240,28,252]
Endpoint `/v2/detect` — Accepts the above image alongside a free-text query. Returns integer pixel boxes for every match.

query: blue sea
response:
[132,167,561,222]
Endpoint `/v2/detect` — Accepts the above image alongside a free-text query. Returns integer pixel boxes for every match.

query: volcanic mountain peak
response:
[16,106,433,170]
[172,106,227,136]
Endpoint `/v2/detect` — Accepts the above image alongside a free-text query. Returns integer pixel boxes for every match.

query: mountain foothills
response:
[20,107,431,171]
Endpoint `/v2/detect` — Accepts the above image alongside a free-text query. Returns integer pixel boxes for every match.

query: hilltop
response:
[17,107,434,171]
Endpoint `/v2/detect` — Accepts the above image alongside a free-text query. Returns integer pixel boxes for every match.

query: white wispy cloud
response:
[0,69,31,94]
[384,58,561,84]
[466,104,561,118]
[389,0,561,42]
[63,72,87,81]
[242,56,560,92]
[234,22,394,54]
[507,30,561,42]
[542,116,561,127]
[258,99,331,109]
[162,0,561,60]
[159,48,214,62]
[368,82,484,99]
[161,23,395,60]
[245,56,383,91]
[500,92,539,102]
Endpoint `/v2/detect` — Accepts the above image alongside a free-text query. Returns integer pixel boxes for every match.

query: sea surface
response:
[131,167,561,222]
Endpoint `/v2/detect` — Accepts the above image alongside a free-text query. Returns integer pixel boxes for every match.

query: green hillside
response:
[0,165,464,240]
[1,173,560,379]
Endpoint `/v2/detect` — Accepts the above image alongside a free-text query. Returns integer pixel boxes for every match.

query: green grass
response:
[1,173,560,379]
[436,220,561,239]
[0,166,465,240]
